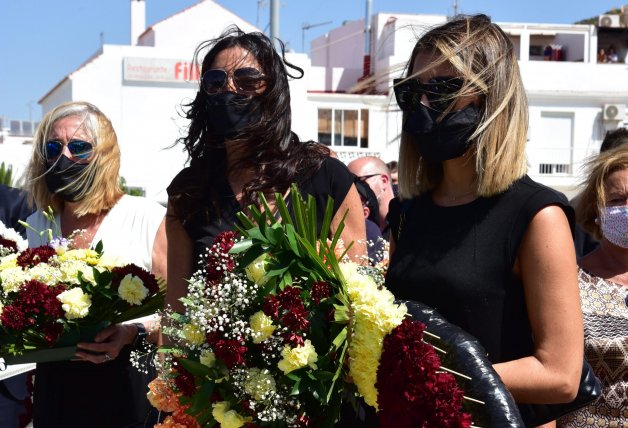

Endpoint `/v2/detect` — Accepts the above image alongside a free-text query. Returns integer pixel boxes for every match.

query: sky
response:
[0,0,622,121]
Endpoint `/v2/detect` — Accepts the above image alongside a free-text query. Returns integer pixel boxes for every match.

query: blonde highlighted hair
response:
[575,146,628,240]
[25,101,123,217]
[397,14,528,199]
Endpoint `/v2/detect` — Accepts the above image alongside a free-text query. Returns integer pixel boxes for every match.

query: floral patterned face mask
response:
[599,205,628,248]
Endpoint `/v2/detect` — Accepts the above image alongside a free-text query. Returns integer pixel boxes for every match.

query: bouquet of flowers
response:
[149,187,484,428]
[0,219,165,364]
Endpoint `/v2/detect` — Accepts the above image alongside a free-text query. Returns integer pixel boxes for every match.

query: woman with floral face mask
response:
[166,27,366,315]
[558,146,628,426]
[386,14,583,426]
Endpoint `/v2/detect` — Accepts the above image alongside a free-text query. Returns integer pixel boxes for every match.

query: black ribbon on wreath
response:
[402,300,525,428]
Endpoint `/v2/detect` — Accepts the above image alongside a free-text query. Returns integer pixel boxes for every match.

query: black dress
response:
[168,157,355,265]
[386,175,574,364]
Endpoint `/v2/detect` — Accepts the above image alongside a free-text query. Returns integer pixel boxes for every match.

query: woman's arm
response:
[494,205,583,403]
[331,184,367,262]
[165,201,194,314]
[151,217,167,280]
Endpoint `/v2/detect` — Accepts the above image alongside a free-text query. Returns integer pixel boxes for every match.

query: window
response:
[318,108,369,148]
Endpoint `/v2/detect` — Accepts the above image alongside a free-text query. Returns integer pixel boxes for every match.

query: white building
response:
[310,12,628,196]
[14,1,628,200]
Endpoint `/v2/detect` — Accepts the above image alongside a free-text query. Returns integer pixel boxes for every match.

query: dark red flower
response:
[0,305,26,330]
[16,246,56,269]
[42,322,65,345]
[376,319,471,428]
[262,295,281,321]
[205,231,237,284]
[283,332,305,347]
[282,305,310,332]
[173,364,196,397]
[310,281,331,304]
[0,237,18,253]
[296,414,311,427]
[111,264,160,294]
[277,286,303,311]
[214,338,247,368]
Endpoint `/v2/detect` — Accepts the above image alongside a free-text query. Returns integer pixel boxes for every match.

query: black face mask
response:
[402,103,482,163]
[205,92,262,139]
[45,155,93,202]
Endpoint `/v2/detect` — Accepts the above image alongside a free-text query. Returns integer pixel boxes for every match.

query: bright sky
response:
[0,0,621,121]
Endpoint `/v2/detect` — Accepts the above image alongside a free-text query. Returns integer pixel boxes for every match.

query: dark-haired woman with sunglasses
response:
[385,15,583,425]
[166,27,366,314]
[23,101,166,427]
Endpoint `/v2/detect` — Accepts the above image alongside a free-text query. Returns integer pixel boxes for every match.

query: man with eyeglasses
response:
[348,156,395,239]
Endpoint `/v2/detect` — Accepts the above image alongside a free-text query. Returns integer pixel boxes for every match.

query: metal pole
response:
[270,0,280,51]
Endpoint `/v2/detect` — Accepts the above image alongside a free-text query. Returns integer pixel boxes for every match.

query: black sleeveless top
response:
[167,157,354,265]
[385,175,574,364]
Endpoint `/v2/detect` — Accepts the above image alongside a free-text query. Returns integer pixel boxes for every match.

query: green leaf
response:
[229,238,253,254]
[318,197,335,242]
[179,358,213,377]
[275,191,294,227]
[331,327,347,350]
[189,381,214,415]
[94,240,104,255]
[290,378,302,395]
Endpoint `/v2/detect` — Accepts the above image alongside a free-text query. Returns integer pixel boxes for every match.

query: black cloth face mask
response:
[45,155,93,202]
[402,103,482,163]
[205,92,262,139]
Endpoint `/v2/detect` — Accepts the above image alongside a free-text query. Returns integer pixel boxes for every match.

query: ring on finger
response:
[103,353,112,362]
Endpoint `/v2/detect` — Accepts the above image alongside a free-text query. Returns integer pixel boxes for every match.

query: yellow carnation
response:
[244,368,276,401]
[0,266,29,294]
[212,401,249,428]
[277,339,318,374]
[341,262,407,409]
[97,253,125,269]
[245,254,269,285]
[57,287,92,319]
[199,349,216,367]
[249,311,275,344]
[118,274,149,305]
[182,324,205,346]
[59,249,100,265]
[0,253,18,270]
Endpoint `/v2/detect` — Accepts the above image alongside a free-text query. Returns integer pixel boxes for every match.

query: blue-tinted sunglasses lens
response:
[68,141,93,159]
[44,140,93,160]
[44,141,62,159]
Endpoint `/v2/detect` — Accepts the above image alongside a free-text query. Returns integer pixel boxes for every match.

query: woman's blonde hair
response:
[398,14,528,199]
[575,146,628,239]
[25,101,123,217]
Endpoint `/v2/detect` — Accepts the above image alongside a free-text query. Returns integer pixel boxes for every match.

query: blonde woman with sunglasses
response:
[386,15,583,426]
[23,101,166,427]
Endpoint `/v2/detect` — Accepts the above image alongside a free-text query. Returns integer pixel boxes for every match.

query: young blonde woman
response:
[24,101,166,428]
[386,15,583,426]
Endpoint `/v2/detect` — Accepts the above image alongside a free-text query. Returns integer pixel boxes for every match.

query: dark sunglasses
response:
[358,173,381,181]
[201,67,266,95]
[393,76,465,112]
[45,140,94,161]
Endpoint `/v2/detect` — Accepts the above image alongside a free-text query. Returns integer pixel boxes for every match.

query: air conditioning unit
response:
[598,14,620,27]
[603,104,626,121]
[621,12,628,28]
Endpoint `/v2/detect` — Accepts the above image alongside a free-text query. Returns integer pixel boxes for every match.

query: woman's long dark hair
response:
[171,26,329,223]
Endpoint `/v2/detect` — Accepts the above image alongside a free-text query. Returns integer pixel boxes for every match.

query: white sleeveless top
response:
[25,195,165,271]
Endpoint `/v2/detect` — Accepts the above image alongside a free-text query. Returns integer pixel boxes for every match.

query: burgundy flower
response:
[42,322,65,345]
[282,305,310,332]
[174,368,196,397]
[262,295,281,321]
[0,237,18,253]
[283,332,305,347]
[0,305,26,330]
[296,414,311,427]
[16,246,56,269]
[277,286,303,311]
[310,281,331,304]
[205,231,237,283]
[376,319,471,428]
[111,264,160,294]
[214,338,247,368]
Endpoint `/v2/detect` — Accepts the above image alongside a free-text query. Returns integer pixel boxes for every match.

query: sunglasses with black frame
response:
[201,67,267,96]
[44,140,94,161]
[393,76,465,113]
